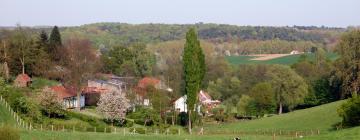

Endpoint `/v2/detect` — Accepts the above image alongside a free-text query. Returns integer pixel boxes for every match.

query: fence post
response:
[73,126,75,132]
[94,127,96,133]
[317,129,320,135]
[295,131,298,138]
[40,124,42,131]
[273,133,276,140]
[63,125,65,132]
[114,127,116,133]
[52,125,54,131]
[178,128,180,135]
[105,127,107,133]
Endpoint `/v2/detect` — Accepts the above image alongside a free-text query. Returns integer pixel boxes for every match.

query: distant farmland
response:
[226,53,339,65]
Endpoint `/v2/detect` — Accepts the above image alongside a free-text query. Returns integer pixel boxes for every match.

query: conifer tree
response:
[49,26,62,62]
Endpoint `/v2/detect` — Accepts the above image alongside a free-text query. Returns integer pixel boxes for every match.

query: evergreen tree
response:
[182,28,205,134]
[49,26,62,62]
[49,26,62,46]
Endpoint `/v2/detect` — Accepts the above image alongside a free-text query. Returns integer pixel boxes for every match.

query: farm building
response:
[174,90,220,115]
[14,74,31,87]
[290,50,300,54]
[50,85,85,109]
[134,77,169,106]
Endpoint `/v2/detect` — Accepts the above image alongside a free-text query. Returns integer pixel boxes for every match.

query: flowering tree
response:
[97,91,130,125]
[38,87,65,118]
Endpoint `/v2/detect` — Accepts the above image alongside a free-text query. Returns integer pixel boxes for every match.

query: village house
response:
[14,74,31,87]
[50,85,85,109]
[134,77,169,106]
[174,90,220,115]
[83,74,132,106]
[290,50,300,54]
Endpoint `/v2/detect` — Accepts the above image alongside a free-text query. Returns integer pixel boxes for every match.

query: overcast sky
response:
[1,0,359,27]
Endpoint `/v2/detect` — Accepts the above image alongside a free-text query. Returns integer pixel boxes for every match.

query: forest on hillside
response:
[0,23,346,55]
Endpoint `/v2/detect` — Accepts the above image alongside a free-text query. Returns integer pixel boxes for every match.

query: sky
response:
[1,0,360,27]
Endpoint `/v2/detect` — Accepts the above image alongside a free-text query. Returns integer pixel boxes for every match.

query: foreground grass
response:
[203,100,344,133]
[21,130,289,140]
[304,126,360,140]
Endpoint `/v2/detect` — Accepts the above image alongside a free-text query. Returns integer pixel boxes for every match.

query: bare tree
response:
[63,37,99,111]
[96,90,130,125]
[1,40,10,80]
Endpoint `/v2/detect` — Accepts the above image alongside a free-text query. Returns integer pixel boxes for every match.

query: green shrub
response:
[128,107,159,126]
[338,95,360,127]
[0,125,20,140]
[66,111,103,127]
[30,77,59,90]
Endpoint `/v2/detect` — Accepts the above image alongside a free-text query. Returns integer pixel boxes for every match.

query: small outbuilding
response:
[14,74,31,87]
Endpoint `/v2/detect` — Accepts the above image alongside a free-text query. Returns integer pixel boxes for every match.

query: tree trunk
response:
[3,62,9,81]
[278,102,283,114]
[76,92,81,111]
[20,59,25,74]
[188,111,192,134]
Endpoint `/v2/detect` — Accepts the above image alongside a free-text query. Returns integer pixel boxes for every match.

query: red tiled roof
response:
[15,74,31,82]
[137,77,160,89]
[50,85,76,99]
[83,87,108,94]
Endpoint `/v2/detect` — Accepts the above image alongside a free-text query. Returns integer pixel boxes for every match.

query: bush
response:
[338,95,360,127]
[127,107,159,126]
[103,119,133,127]
[66,111,104,127]
[178,112,188,126]
[0,125,20,140]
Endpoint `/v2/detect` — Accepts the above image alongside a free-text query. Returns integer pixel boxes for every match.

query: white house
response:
[174,95,188,112]
[174,90,220,114]
[290,50,300,54]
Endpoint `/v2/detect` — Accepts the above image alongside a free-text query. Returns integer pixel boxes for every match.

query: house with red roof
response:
[49,85,85,109]
[14,74,31,87]
[134,77,169,106]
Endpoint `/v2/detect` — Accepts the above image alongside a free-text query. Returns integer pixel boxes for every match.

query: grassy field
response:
[203,100,344,133]
[0,99,16,126]
[226,53,339,65]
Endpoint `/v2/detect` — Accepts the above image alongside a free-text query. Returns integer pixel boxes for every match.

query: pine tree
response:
[183,28,205,134]
[49,26,62,46]
[49,26,62,62]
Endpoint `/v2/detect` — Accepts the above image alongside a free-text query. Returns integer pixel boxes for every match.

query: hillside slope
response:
[204,100,344,132]
[0,100,16,126]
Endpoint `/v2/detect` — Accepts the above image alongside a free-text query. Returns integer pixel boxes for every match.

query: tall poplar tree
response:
[183,28,205,134]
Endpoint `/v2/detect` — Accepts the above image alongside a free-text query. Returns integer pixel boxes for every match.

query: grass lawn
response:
[21,130,290,140]
[303,126,360,140]
[226,53,339,65]
[0,100,16,126]
[203,100,344,133]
